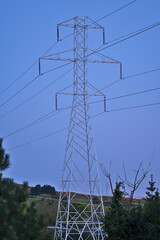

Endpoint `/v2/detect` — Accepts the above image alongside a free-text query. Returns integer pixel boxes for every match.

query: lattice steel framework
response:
[54,16,107,240]
[40,16,122,240]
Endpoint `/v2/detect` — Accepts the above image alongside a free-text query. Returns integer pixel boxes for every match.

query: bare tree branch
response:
[100,162,114,195]
[119,160,151,209]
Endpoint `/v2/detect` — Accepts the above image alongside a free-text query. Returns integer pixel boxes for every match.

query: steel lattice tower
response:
[39,16,121,240]
[53,16,106,240]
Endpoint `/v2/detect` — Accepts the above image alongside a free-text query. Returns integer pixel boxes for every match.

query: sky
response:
[0,0,160,197]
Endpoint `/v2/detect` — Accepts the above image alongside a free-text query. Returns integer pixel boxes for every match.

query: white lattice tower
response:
[53,16,106,240]
[36,16,122,240]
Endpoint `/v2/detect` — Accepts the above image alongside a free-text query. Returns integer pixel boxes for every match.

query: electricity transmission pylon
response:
[40,16,122,240]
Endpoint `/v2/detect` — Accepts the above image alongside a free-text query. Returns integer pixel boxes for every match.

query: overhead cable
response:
[3,105,103,139]
[96,0,137,23]
[107,87,160,101]
[8,100,160,151]
[6,85,159,139]
[8,112,104,150]
[107,102,160,113]
[0,31,75,97]
[88,21,160,57]
[0,75,39,109]
[88,87,160,105]
[98,67,160,92]
[3,110,64,139]
[0,0,138,98]
[8,127,68,151]
[1,21,159,109]
[0,67,73,119]
[0,66,159,121]
[0,62,72,109]
[0,41,57,97]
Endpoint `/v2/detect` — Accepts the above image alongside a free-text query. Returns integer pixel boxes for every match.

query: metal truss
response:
[41,16,121,240]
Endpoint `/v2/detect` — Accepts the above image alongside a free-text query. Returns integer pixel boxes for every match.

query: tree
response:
[104,175,160,240]
[30,184,56,196]
[143,175,160,240]
[118,161,151,209]
[101,160,151,209]
[100,161,114,195]
[0,138,44,240]
[0,138,9,172]
[104,182,128,240]
[123,205,147,240]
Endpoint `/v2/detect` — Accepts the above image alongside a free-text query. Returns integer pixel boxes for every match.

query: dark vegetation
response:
[0,139,44,240]
[30,184,56,196]
[104,176,160,240]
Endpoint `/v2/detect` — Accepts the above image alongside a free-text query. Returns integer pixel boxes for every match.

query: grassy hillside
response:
[27,190,145,240]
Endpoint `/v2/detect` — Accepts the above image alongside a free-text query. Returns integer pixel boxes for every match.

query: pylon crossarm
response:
[41,49,73,58]
[88,48,121,63]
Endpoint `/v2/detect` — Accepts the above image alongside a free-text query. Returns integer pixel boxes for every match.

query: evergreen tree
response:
[144,174,160,240]
[104,182,128,240]
[104,183,147,240]
[124,205,147,240]
[0,138,44,240]
[0,138,9,172]
[104,175,160,240]
[146,174,156,200]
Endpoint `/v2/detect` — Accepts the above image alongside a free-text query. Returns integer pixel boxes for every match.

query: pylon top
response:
[57,16,104,29]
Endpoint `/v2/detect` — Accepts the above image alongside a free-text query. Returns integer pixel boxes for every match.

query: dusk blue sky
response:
[0,0,160,197]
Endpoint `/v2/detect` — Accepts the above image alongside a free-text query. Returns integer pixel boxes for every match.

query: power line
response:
[98,67,160,92]
[96,0,137,23]
[54,22,160,78]
[7,112,104,150]
[106,22,159,45]
[0,62,72,109]
[124,68,160,79]
[3,104,103,140]
[89,87,160,105]
[0,75,39,109]
[4,82,160,140]
[1,21,159,110]
[3,109,65,139]
[0,66,159,123]
[40,61,71,75]
[0,67,73,120]
[107,102,160,113]
[0,32,75,97]
[8,127,68,151]
[0,0,138,98]
[0,41,58,97]
[88,21,160,57]
[107,87,160,101]
[57,1,137,42]
[0,61,39,97]
[7,100,160,151]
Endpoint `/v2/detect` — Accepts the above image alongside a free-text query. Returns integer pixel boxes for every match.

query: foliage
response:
[104,176,160,240]
[0,138,10,172]
[30,184,56,196]
[143,174,160,240]
[34,199,58,240]
[104,182,128,240]
[0,138,45,240]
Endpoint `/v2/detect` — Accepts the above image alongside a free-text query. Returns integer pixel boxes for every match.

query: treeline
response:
[30,184,56,196]
[104,175,160,240]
